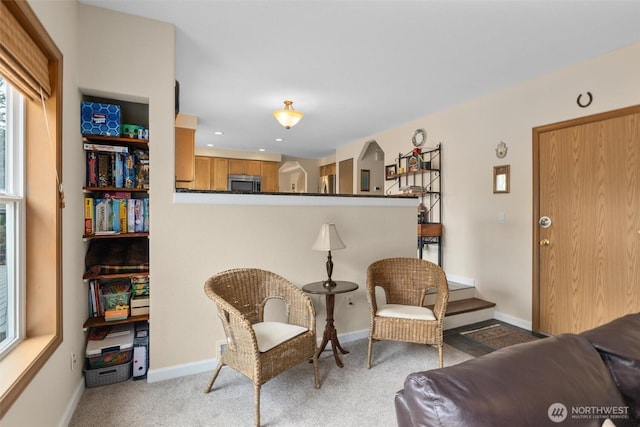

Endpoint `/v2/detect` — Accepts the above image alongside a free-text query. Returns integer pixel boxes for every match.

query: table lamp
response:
[312,223,346,288]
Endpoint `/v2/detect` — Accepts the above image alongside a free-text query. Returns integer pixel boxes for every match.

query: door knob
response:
[539,216,552,228]
[539,239,550,246]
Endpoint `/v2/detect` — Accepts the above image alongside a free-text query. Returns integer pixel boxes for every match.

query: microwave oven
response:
[228,174,261,193]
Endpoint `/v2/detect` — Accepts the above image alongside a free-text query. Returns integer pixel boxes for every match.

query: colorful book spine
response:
[128,199,136,233]
[94,198,114,234]
[113,153,124,188]
[86,151,98,187]
[134,199,143,232]
[124,153,136,188]
[119,199,128,233]
[112,199,121,233]
[84,197,94,235]
[98,154,110,187]
[143,198,150,232]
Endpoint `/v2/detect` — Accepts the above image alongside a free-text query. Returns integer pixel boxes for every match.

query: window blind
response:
[0,0,52,100]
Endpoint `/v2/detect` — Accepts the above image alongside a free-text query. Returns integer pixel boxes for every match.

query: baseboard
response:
[332,328,368,345]
[57,378,84,427]
[494,310,532,330]
[147,329,370,384]
[147,357,218,383]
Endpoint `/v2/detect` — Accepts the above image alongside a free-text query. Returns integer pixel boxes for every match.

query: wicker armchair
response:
[204,268,320,427]
[366,258,449,369]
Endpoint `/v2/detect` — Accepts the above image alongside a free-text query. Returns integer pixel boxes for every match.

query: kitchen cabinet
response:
[261,161,279,192]
[175,127,195,183]
[194,156,211,190]
[320,163,336,177]
[229,159,261,176]
[211,157,229,190]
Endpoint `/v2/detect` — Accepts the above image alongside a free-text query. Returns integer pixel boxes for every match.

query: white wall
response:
[341,42,640,324]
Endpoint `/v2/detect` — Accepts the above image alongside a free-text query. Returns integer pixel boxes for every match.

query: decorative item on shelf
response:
[417,202,427,223]
[495,141,508,159]
[312,223,346,288]
[412,128,426,147]
[385,164,397,180]
[273,100,303,129]
[400,185,424,195]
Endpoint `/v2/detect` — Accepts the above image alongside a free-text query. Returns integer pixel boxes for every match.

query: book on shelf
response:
[83,143,129,153]
[130,295,149,308]
[86,151,98,187]
[113,153,124,188]
[124,153,136,188]
[130,306,149,317]
[94,198,114,234]
[84,197,94,235]
[85,196,149,236]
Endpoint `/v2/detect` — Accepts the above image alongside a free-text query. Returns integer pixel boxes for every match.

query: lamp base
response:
[322,279,337,288]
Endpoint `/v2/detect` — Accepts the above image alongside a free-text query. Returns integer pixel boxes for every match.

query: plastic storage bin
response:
[84,360,132,388]
[86,324,134,369]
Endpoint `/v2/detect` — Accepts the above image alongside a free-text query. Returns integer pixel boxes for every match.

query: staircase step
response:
[427,297,496,330]
[445,298,496,316]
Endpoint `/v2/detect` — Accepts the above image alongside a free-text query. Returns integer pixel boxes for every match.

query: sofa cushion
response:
[396,334,631,427]
[581,313,640,420]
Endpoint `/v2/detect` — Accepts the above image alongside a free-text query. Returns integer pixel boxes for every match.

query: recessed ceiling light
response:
[259,148,266,152]
[207,143,214,147]
[213,131,224,135]
[275,138,283,142]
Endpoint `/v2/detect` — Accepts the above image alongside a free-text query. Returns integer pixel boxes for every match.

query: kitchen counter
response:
[173,189,418,207]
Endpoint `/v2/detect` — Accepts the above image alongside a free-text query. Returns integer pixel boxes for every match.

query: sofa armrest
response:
[397,334,630,427]
[581,313,640,420]
[394,390,414,427]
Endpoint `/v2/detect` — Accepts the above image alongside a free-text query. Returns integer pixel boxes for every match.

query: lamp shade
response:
[273,100,304,129]
[312,223,346,251]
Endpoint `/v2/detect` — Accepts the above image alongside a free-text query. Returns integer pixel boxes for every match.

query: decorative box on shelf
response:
[418,223,443,237]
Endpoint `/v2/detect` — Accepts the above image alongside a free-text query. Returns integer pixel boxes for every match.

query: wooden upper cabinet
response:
[320,163,336,176]
[229,159,261,176]
[211,157,229,190]
[175,127,195,182]
[261,161,279,192]
[194,156,211,190]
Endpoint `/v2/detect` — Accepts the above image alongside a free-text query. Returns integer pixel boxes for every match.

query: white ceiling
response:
[79,0,640,159]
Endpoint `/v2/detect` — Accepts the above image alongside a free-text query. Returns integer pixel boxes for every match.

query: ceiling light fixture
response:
[273,100,303,129]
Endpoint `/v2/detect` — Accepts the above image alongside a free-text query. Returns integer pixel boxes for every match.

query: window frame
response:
[0,78,26,359]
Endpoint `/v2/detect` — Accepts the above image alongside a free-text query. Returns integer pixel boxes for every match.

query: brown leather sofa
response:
[395,314,640,427]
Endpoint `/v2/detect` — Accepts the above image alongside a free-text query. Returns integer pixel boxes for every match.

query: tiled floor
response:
[444,319,546,357]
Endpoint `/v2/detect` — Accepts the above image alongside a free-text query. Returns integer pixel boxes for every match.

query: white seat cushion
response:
[252,321,308,353]
[376,304,436,321]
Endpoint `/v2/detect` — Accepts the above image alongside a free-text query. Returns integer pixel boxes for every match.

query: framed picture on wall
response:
[385,164,397,180]
[361,169,370,192]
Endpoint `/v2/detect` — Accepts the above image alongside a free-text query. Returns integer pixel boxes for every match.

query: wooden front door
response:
[533,106,640,335]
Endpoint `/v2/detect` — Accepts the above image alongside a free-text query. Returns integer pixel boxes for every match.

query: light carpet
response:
[69,338,473,427]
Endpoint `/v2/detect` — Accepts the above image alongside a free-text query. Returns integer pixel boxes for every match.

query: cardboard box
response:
[81,101,121,137]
